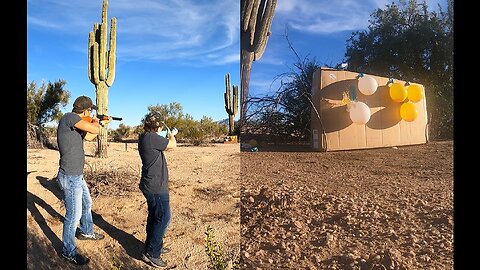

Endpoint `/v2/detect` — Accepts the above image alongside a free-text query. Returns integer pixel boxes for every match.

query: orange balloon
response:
[407,84,424,102]
[389,83,407,102]
[400,102,418,122]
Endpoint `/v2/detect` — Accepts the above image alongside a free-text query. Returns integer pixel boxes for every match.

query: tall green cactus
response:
[224,73,238,136]
[88,0,117,158]
[240,0,277,128]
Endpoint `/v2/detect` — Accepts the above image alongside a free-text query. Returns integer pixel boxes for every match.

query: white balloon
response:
[349,101,371,124]
[357,75,378,95]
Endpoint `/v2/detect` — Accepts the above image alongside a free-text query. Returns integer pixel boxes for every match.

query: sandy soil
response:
[240,140,453,269]
[27,140,453,270]
[27,142,240,270]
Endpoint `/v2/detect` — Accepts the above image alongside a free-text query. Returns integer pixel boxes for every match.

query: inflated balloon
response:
[349,101,371,124]
[389,82,407,102]
[357,75,378,95]
[400,102,418,122]
[407,84,424,102]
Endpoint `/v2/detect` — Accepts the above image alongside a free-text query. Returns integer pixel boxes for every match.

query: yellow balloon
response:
[389,82,407,102]
[407,84,424,102]
[400,102,418,122]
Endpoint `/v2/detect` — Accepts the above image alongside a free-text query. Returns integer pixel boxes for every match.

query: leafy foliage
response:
[344,0,453,140]
[111,123,131,141]
[205,226,239,270]
[118,102,228,144]
[26,80,70,126]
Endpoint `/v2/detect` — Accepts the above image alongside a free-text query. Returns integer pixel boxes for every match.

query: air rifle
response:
[96,114,123,121]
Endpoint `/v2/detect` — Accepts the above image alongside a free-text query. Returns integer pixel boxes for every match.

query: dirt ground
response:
[240,140,453,269]
[27,140,453,270]
[27,142,240,270]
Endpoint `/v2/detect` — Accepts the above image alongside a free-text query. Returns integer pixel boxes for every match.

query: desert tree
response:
[26,79,70,149]
[112,123,131,141]
[246,32,321,142]
[142,102,227,145]
[27,79,70,126]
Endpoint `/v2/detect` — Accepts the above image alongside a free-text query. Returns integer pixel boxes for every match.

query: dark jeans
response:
[142,192,171,258]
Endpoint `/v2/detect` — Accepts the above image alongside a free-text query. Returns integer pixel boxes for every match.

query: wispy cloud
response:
[274,0,448,34]
[27,0,239,66]
[27,16,63,30]
[275,0,377,34]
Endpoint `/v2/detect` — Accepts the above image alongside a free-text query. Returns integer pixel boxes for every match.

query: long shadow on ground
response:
[35,176,145,261]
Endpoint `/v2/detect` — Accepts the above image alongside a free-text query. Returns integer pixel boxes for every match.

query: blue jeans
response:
[143,192,171,258]
[57,171,94,256]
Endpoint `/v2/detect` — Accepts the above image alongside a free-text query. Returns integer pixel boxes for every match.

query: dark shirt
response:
[138,132,169,194]
[57,113,84,175]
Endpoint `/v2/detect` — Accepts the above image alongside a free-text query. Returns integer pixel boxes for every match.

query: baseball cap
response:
[73,96,98,111]
[144,111,164,128]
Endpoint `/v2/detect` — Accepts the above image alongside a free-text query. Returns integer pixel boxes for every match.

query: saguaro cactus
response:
[224,73,238,136]
[88,0,117,158]
[240,0,277,128]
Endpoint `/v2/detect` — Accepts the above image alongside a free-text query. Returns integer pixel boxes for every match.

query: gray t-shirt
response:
[138,132,169,194]
[57,112,85,175]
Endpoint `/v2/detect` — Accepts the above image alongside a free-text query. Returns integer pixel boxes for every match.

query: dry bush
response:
[83,162,140,198]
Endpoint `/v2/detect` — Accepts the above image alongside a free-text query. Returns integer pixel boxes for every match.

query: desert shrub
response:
[111,123,132,142]
[205,226,239,270]
[111,254,123,270]
[83,163,140,198]
[141,103,228,145]
[27,123,58,149]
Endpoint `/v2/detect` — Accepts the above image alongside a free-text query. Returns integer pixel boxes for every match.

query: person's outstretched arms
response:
[165,127,177,149]
[75,117,112,141]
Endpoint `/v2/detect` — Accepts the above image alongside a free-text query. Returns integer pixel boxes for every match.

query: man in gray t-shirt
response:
[56,96,111,266]
[138,111,177,268]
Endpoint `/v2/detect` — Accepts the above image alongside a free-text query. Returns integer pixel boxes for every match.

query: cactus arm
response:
[224,93,230,114]
[248,0,261,45]
[242,0,255,32]
[252,0,276,60]
[225,74,232,114]
[233,85,238,115]
[88,31,94,84]
[106,17,117,87]
[92,42,100,84]
[99,2,108,81]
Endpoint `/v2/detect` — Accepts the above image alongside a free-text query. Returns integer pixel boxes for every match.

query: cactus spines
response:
[88,0,117,158]
[240,0,277,128]
[224,73,238,136]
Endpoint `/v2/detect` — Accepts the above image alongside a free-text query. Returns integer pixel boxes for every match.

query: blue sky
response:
[248,0,448,96]
[27,0,448,129]
[27,0,240,129]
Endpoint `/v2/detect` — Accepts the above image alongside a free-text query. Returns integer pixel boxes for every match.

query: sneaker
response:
[143,247,170,255]
[76,231,105,240]
[61,252,90,265]
[141,252,167,268]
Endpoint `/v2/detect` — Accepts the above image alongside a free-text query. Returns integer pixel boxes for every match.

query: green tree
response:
[344,0,453,140]
[141,103,228,145]
[112,123,131,141]
[147,102,184,128]
[27,80,70,126]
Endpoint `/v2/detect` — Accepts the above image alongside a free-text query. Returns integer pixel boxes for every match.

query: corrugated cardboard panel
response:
[311,67,428,151]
